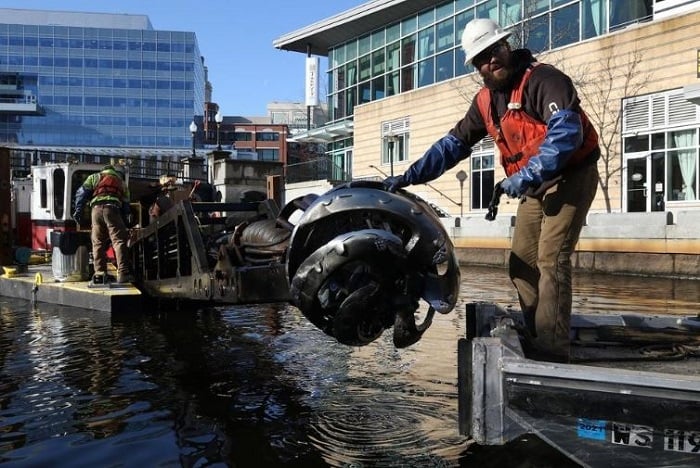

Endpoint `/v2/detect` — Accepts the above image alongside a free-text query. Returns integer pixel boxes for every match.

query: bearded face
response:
[473,42,514,91]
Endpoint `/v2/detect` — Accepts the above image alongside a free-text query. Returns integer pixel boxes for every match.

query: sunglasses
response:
[471,42,507,68]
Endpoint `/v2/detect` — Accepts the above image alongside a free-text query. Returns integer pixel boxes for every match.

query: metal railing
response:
[285,156,351,184]
[6,147,204,182]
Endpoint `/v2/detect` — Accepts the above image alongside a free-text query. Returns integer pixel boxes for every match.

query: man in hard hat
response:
[384,18,600,363]
[73,164,134,284]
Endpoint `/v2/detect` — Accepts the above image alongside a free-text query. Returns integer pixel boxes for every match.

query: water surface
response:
[1,266,698,467]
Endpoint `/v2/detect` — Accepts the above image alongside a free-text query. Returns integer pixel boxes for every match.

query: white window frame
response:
[380,118,410,168]
[622,89,700,211]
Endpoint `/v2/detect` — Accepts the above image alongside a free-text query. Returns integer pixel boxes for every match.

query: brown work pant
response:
[509,163,599,359]
[91,204,131,276]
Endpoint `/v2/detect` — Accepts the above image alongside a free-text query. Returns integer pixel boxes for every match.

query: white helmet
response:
[461,18,511,65]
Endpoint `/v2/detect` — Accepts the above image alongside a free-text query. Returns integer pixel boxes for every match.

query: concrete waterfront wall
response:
[285,181,699,278]
[445,211,700,279]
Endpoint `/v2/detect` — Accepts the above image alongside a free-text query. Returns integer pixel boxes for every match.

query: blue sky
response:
[0,0,366,116]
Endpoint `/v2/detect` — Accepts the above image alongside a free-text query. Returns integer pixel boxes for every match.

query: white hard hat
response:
[461,18,511,65]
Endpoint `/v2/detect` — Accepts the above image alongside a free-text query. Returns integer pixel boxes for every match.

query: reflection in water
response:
[0,266,698,467]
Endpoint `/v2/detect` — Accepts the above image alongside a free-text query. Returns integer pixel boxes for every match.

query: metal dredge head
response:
[285,181,460,348]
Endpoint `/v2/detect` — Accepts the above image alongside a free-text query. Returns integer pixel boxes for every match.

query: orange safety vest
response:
[476,63,599,177]
[93,171,124,199]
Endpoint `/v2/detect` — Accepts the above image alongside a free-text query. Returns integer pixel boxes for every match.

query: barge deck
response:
[0,264,141,312]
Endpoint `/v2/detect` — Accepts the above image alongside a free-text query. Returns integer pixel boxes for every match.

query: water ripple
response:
[309,390,467,466]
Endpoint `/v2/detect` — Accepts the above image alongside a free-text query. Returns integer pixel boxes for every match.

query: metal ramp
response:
[458,303,700,467]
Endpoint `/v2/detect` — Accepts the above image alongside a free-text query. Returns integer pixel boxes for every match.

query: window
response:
[417,27,435,60]
[387,71,399,97]
[346,87,356,116]
[359,54,371,81]
[372,49,385,75]
[359,81,371,104]
[372,76,385,100]
[346,60,357,87]
[582,0,606,39]
[401,65,415,92]
[524,14,549,53]
[470,138,496,210]
[256,132,279,141]
[482,2,500,22]
[401,35,416,67]
[52,168,65,219]
[436,50,454,82]
[387,42,400,71]
[610,0,652,31]
[386,23,400,43]
[358,35,371,56]
[258,149,279,161]
[371,29,385,50]
[622,90,700,211]
[668,129,697,201]
[552,4,580,49]
[501,0,522,25]
[436,18,454,53]
[382,133,409,168]
[40,178,47,208]
[418,57,435,88]
[381,118,410,168]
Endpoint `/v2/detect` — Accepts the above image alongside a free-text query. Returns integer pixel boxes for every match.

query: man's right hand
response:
[383,175,408,193]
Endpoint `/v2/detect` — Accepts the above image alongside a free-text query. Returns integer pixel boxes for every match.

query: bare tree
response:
[566,48,649,212]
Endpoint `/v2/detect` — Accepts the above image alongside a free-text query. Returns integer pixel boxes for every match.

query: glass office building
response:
[327,0,653,123]
[0,9,205,150]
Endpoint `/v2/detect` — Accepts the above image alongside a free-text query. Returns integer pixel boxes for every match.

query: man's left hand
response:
[500,174,525,198]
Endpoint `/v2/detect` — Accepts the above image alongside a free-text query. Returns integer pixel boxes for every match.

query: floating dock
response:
[0,264,142,312]
[458,302,700,467]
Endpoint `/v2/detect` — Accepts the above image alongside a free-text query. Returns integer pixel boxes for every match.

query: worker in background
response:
[73,164,134,284]
[147,174,177,223]
[383,18,600,362]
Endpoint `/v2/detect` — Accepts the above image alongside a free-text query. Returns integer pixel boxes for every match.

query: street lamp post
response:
[456,170,468,218]
[386,131,399,177]
[215,111,223,151]
[189,120,197,158]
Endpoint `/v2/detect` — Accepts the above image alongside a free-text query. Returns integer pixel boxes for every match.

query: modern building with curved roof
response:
[275,0,700,276]
[275,0,700,216]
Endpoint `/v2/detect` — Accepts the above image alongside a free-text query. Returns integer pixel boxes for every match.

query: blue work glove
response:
[383,175,408,193]
[72,211,82,226]
[500,173,527,198]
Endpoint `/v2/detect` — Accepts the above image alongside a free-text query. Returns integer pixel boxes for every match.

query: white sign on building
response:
[305,56,319,107]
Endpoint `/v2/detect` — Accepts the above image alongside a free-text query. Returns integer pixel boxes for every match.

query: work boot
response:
[92,272,106,284]
[117,272,135,284]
